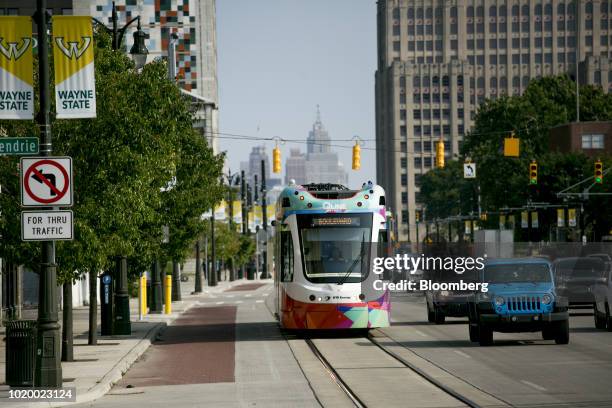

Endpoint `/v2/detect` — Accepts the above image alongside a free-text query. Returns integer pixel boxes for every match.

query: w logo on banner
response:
[0,37,30,61]
[55,37,91,60]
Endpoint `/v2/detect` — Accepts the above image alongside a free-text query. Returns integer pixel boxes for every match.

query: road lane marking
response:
[453,350,471,358]
[414,330,428,337]
[245,294,252,297]
[226,295,235,298]
[521,380,547,391]
[256,300,264,303]
[235,301,243,304]
[216,301,224,305]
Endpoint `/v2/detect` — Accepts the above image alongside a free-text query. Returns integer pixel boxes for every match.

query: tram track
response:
[299,332,482,408]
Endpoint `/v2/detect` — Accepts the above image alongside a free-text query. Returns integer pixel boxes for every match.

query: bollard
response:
[164,275,172,314]
[140,275,147,317]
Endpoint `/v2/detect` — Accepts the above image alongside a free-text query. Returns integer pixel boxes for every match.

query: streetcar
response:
[272,181,391,330]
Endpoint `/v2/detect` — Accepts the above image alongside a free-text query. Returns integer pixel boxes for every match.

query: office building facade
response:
[376,0,612,242]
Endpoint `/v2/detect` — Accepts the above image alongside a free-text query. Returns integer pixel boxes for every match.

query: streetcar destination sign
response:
[21,210,73,241]
[0,137,39,155]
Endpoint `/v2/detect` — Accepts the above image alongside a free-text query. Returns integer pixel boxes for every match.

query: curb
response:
[21,300,200,408]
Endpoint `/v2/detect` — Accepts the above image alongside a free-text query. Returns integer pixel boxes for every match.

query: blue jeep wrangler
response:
[468,258,569,346]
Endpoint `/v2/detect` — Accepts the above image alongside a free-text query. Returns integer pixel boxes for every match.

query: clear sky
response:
[216,0,377,187]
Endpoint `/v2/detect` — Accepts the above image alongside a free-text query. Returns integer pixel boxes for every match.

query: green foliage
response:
[420,75,612,239]
[0,29,224,282]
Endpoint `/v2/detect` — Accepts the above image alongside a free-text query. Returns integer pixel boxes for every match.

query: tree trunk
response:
[88,269,97,345]
[61,282,73,361]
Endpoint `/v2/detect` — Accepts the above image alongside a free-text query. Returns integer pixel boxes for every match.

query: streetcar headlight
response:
[494,296,505,306]
[542,294,552,305]
[440,290,450,297]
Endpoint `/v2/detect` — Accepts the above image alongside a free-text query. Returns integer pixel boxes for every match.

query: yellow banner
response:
[531,211,539,228]
[0,17,34,119]
[499,214,506,230]
[521,211,528,228]
[568,208,577,227]
[52,16,96,118]
[557,209,565,227]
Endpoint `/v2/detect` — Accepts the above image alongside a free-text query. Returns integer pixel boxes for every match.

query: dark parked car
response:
[553,257,607,306]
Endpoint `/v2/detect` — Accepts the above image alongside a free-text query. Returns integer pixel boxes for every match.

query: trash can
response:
[5,320,37,387]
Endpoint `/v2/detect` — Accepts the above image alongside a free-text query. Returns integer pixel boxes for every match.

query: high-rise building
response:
[285,148,307,185]
[72,0,219,152]
[376,0,612,242]
[307,105,331,154]
[305,107,348,186]
[247,145,271,186]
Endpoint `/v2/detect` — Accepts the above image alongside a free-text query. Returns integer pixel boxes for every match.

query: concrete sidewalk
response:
[0,278,251,407]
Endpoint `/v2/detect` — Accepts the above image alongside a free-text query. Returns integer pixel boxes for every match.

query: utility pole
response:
[209,210,217,286]
[240,171,247,279]
[260,160,270,279]
[150,260,163,313]
[113,257,130,334]
[194,239,202,293]
[34,0,62,387]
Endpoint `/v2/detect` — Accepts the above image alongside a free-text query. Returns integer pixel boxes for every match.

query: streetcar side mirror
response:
[271,220,277,227]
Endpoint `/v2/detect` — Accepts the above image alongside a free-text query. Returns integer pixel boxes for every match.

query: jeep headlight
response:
[542,294,553,305]
[477,292,490,302]
[440,290,450,297]
[494,296,505,306]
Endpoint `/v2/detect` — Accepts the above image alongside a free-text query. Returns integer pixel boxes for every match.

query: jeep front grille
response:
[505,296,542,313]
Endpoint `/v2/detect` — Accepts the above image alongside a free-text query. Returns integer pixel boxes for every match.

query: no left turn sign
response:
[21,157,73,207]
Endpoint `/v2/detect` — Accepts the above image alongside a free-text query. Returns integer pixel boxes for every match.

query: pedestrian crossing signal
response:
[352,142,361,170]
[595,159,603,184]
[273,146,281,173]
[529,161,538,185]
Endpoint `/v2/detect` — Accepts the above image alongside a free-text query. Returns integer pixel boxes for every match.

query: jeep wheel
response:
[554,319,570,345]
[542,324,555,340]
[594,303,607,330]
[469,323,480,342]
[478,325,493,346]
[434,307,446,324]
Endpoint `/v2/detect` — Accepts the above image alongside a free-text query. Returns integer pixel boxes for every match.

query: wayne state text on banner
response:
[53,16,97,119]
[0,16,34,120]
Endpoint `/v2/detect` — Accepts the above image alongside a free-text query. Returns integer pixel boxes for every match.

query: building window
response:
[458,108,464,117]
[451,39,458,50]
[401,174,408,186]
[535,54,543,64]
[401,158,407,168]
[424,141,432,151]
[424,157,432,167]
[586,36,593,47]
[558,37,566,47]
[414,157,422,167]
[522,37,529,48]
[401,193,408,204]
[413,93,420,103]
[414,126,421,136]
[582,134,605,149]
[413,110,421,119]
[490,55,498,64]
[423,110,431,120]
[433,110,440,119]
[458,124,465,135]
[512,54,520,64]
[402,210,409,224]
[414,141,422,152]
[535,37,542,48]
[500,54,508,65]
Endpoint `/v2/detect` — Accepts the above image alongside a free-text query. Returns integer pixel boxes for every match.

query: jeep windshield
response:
[483,263,551,284]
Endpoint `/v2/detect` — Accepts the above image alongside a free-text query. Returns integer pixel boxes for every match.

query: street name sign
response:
[0,137,39,155]
[21,210,73,241]
[463,162,476,179]
[20,156,72,207]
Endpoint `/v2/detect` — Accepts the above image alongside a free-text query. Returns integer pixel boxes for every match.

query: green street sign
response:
[0,137,39,156]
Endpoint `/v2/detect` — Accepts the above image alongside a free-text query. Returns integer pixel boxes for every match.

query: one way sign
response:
[463,162,476,179]
[21,157,73,207]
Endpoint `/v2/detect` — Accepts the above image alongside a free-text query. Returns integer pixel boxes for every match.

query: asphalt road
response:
[383,293,612,407]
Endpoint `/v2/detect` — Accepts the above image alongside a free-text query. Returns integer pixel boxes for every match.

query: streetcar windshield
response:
[298,214,373,283]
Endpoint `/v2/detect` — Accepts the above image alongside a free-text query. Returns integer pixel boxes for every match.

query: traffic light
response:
[273,146,281,173]
[529,160,538,185]
[435,140,445,168]
[594,159,603,184]
[352,142,361,170]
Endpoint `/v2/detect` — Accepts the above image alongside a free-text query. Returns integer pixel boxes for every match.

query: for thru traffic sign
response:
[21,210,73,241]
[20,157,73,207]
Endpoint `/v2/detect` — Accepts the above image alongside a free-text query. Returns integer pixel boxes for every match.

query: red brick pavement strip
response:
[225,283,266,292]
[115,306,236,388]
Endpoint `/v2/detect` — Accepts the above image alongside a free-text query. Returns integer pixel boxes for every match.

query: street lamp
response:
[130,19,149,70]
[223,170,240,281]
[93,2,149,64]
[91,2,149,332]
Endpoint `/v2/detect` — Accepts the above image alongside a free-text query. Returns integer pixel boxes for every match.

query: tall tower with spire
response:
[307,105,331,155]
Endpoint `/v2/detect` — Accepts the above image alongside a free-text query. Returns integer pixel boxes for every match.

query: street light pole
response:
[34,0,61,387]
[240,170,247,279]
[210,210,217,286]
[225,169,238,282]
[260,159,270,279]
[194,239,202,293]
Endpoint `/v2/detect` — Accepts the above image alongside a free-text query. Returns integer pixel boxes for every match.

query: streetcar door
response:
[280,230,294,312]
